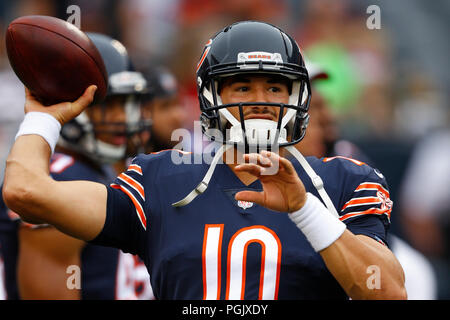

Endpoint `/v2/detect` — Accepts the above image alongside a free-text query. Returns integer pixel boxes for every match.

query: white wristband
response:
[15,112,62,154]
[289,193,346,252]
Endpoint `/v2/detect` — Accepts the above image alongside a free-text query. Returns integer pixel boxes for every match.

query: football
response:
[5,15,107,105]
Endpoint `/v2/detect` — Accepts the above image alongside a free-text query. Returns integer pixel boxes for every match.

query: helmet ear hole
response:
[60,119,85,144]
[200,112,218,131]
[291,113,309,141]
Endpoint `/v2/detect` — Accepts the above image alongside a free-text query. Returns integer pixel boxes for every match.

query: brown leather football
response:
[5,15,107,105]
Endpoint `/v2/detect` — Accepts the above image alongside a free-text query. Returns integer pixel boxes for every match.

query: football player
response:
[0,33,153,300]
[3,21,406,299]
[139,66,186,153]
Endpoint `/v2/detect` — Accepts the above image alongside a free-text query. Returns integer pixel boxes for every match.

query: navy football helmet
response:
[175,22,337,215]
[59,33,147,164]
[196,21,311,150]
[174,21,320,207]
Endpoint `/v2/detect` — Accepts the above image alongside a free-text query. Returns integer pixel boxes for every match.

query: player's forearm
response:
[3,135,53,223]
[319,230,407,300]
[3,135,108,241]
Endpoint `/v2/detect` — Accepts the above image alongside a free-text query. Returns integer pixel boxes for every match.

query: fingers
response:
[243,152,273,167]
[235,190,265,206]
[238,150,295,176]
[259,150,296,175]
[24,85,97,113]
[234,163,264,177]
[235,151,276,176]
[24,87,38,101]
[24,87,33,99]
[24,87,44,110]
[23,85,97,126]
[71,85,97,115]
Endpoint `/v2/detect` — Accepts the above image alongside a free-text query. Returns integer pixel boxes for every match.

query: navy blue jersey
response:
[91,150,392,300]
[0,152,153,300]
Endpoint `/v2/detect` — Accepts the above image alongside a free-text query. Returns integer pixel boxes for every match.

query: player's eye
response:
[268,86,284,93]
[269,87,280,92]
[235,85,249,92]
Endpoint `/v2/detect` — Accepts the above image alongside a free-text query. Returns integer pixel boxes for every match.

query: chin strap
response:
[284,145,339,218]
[172,144,233,207]
[171,142,338,217]
[172,119,337,216]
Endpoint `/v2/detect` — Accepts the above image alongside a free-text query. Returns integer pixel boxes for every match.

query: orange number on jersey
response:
[202,225,282,300]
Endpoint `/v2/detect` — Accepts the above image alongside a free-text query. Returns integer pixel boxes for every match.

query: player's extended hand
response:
[234,150,307,213]
[24,85,97,126]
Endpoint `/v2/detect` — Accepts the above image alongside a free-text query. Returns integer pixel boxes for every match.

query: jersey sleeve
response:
[330,158,393,246]
[89,156,148,257]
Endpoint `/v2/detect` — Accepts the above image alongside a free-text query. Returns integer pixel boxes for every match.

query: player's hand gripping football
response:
[24,85,97,125]
[234,150,307,213]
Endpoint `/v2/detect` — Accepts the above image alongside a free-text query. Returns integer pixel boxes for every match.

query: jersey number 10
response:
[202,224,282,300]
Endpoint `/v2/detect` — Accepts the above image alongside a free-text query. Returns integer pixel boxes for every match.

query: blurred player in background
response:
[122,66,186,175]
[139,66,186,153]
[0,33,153,300]
[295,59,372,164]
[399,128,450,299]
[3,21,406,299]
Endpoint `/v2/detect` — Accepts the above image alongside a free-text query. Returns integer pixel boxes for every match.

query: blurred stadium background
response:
[0,0,448,299]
